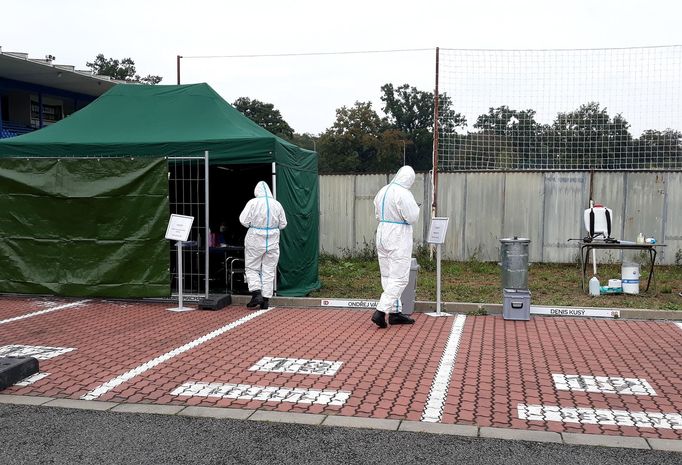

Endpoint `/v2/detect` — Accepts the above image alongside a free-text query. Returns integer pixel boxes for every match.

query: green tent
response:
[0,83,320,298]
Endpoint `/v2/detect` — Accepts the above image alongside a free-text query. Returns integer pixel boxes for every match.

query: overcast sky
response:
[3,0,682,135]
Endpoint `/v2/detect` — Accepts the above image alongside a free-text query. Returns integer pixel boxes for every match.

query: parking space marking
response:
[249,357,343,376]
[421,314,467,423]
[518,404,682,429]
[553,374,657,396]
[81,308,273,401]
[0,300,89,325]
[172,381,351,406]
[15,372,50,386]
[0,345,76,360]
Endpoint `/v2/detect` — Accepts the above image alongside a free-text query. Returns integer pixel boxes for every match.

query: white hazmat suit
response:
[373,166,420,325]
[239,181,287,302]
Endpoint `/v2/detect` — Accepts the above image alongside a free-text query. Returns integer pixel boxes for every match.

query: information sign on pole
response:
[425,217,452,318]
[426,217,449,244]
[165,214,194,242]
[166,214,194,312]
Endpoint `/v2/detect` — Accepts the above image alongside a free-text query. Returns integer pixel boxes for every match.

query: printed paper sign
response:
[165,214,194,241]
[427,217,449,244]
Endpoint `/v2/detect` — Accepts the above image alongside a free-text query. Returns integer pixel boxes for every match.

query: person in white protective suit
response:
[239,181,287,309]
[371,165,420,328]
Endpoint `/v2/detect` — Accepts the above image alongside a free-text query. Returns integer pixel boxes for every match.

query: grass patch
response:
[309,256,682,311]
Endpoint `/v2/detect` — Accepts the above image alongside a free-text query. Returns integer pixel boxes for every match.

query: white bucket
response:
[621,262,640,294]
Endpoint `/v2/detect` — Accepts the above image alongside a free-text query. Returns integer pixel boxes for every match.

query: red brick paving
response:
[1,297,681,440]
[0,297,79,320]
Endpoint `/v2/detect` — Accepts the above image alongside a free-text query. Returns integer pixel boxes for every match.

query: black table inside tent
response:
[208,246,245,292]
[576,241,665,293]
[171,244,245,293]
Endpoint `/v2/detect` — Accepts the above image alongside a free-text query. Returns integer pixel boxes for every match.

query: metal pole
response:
[272,161,277,294]
[177,55,182,85]
[436,243,442,315]
[177,241,184,307]
[402,140,406,166]
[204,150,210,298]
[432,46,440,218]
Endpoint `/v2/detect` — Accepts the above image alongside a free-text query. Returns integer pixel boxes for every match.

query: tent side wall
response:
[274,142,321,296]
[0,157,170,298]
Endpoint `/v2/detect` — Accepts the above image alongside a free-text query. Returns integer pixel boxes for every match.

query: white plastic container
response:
[589,276,601,296]
[583,205,614,238]
[621,262,640,294]
[608,279,622,288]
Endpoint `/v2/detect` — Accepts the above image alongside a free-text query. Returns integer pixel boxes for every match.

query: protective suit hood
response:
[392,166,415,189]
[254,181,273,198]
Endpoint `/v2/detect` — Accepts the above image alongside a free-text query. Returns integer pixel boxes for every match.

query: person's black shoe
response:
[260,298,269,309]
[371,310,387,328]
[389,313,415,325]
[246,290,263,308]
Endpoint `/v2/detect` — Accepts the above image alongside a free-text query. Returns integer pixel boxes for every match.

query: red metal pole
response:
[432,47,440,218]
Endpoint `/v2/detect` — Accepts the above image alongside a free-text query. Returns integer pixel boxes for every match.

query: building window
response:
[30,101,63,127]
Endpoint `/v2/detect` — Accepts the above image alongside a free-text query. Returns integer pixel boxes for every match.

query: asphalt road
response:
[0,404,678,465]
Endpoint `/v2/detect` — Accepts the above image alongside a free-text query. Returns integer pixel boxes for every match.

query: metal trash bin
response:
[502,288,531,321]
[500,237,531,321]
[500,237,531,290]
[401,258,420,315]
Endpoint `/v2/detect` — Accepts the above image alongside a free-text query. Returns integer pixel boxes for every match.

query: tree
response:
[631,129,682,169]
[289,132,318,152]
[472,106,543,169]
[232,97,294,139]
[317,101,384,173]
[380,83,466,171]
[86,54,162,85]
[550,102,632,169]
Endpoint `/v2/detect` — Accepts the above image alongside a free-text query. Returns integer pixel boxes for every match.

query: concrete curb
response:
[2,394,680,451]
[227,295,681,321]
[43,398,117,411]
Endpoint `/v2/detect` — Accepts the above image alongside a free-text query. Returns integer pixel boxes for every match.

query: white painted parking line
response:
[553,374,657,396]
[518,404,682,429]
[421,314,467,423]
[0,300,89,325]
[15,372,50,386]
[172,381,351,406]
[0,345,76,360]
[81,308,273,401]
[249,357,343,376]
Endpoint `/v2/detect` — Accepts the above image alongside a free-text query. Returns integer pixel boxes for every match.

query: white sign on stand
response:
[165,214,194,242]
[166,214,194,312]
[427,217,449,244]
[426,217,451,318]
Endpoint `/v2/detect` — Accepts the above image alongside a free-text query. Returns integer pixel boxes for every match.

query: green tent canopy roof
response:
[0,83,314,168]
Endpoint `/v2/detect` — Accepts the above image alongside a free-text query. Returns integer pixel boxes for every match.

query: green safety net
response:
[0,157,170,297]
